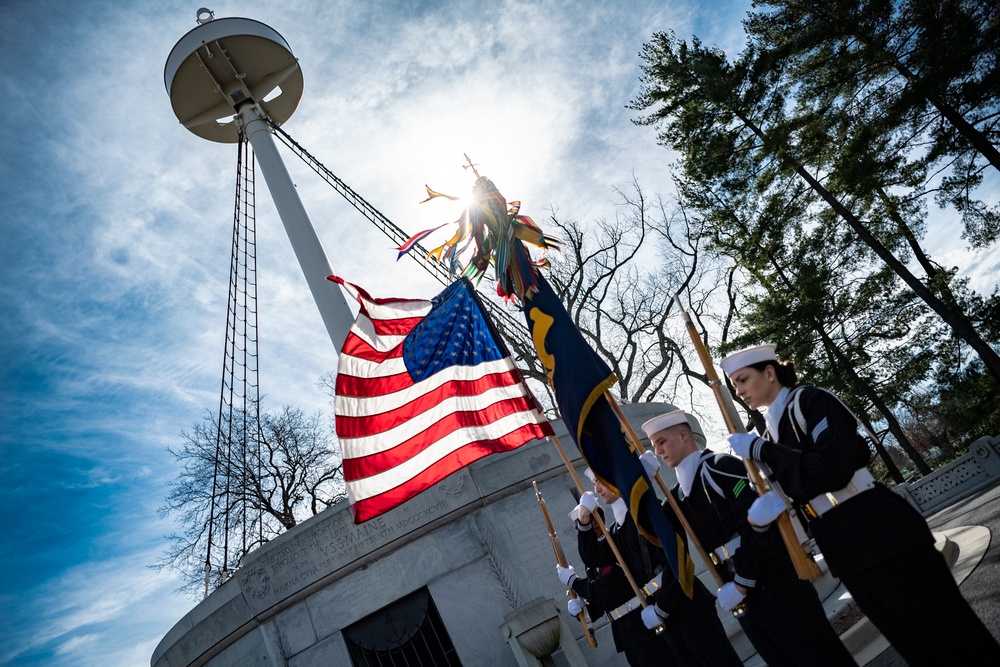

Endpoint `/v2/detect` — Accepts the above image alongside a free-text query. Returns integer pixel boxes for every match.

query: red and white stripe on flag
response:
[331,276,553,523]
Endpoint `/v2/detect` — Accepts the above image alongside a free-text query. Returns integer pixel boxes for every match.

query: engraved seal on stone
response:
[438,477,466,496]
[242,565,270,599]
[529,453,551,469]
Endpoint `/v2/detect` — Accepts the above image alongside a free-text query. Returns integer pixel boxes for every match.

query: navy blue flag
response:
[523,272,694,597]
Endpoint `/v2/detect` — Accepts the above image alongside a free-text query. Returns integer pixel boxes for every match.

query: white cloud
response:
[6,1,996,666]
[55,633,100,656]
[2,547,191,667]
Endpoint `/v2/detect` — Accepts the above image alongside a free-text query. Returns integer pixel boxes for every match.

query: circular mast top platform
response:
[163,8,354,348]
[164,8,303,143]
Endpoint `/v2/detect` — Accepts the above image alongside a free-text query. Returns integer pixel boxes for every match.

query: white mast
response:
[164,9,354,350]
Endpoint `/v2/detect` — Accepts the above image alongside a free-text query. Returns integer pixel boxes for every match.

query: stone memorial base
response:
[151,403,848,667]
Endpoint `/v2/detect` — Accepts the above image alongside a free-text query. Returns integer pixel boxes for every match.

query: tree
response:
[901,358,1000,449]
[546,182,665,401]
[531,180,817,452]
[669,166,935,477]
[630,31,1000,382]
[155,401,346,596]
[543,181,745,414]
[746,0,1000,247]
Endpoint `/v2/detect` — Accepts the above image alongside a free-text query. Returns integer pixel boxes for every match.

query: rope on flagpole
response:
[205,130,264,597]
[260,116,542,371]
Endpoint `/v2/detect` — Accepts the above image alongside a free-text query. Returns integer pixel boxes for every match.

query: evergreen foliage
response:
[630,2,999,464]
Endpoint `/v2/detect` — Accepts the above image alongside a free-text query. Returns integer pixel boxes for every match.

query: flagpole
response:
[604,393,726,591]
[673,296,822,580]
[462,274,658,628]
[547,431,664,631]
[533,482,598,648]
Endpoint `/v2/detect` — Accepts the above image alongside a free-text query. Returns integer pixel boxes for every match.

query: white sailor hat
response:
[640,409,690,438]
[720,344,777,377]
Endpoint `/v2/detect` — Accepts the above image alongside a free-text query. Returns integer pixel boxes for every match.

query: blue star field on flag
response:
[404,279,506,382]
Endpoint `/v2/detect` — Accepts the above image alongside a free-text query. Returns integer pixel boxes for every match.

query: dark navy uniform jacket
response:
[758,385,931,577]
[665,451,792,588]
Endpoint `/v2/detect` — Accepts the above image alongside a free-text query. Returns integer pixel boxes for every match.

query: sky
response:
[0,1,995,666]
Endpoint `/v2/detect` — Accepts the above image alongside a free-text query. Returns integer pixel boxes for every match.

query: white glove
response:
[640,604,667,629]
[579,491,598,513]
[640,451,661,478]
[568,597,585,617]
[727,432,763,459]
[717,582,746,611]
[557,564,577,587]
[748,489,788,526]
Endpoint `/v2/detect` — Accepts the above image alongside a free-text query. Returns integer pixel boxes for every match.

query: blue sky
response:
[0,1,995,666]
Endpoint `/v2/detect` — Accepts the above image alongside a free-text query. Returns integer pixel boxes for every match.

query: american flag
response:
[330,276,554,523]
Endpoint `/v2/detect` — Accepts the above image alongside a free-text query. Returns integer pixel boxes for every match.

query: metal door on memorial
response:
[344,588,463,667]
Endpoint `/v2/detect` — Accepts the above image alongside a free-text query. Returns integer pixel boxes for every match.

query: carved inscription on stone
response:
[241,498,453,608]
[332,559,407,608]
[217,632,272,667]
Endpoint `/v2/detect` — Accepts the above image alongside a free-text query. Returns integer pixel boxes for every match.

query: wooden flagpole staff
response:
[673,296,822,580]
[547,432,665,633]
[534,481,598,648]
[604,393,726,590]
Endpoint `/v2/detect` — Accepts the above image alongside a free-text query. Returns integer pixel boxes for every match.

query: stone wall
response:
[151,403,836,667]
[894,435,1000,516]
